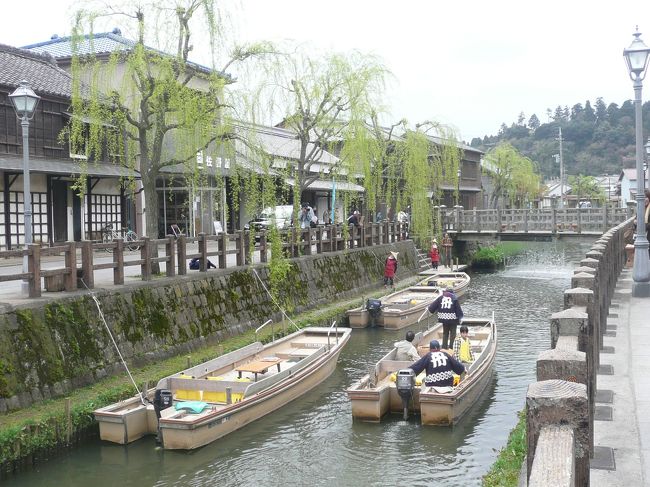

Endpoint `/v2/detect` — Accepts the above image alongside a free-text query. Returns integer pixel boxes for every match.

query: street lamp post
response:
[624,29,650,297]
[9,80,40,296]
[645,137,649,185]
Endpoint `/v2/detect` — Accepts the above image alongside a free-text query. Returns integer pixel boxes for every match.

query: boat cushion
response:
[175,401,209,414]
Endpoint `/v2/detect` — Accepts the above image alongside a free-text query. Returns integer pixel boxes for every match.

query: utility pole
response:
[556,127,565,209]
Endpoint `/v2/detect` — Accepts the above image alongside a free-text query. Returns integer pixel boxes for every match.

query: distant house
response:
[619,168,648,208]
[540,180,571,209]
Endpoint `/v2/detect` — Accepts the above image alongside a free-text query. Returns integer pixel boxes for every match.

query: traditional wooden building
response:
[0,44,135,250]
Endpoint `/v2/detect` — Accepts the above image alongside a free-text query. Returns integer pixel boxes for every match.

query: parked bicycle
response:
[101,223,140,252]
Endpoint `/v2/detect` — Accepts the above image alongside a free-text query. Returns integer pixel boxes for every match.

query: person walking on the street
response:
[429,239,440,270]
[441,233,453,269]
[384,251,399,290]
[426,286,463,350]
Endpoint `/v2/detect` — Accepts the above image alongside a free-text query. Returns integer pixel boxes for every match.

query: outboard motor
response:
[366,299,382,327]
[153,389,173,419]
[396,369,416,420]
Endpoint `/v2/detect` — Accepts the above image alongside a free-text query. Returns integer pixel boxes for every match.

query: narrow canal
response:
[5,240,593,487]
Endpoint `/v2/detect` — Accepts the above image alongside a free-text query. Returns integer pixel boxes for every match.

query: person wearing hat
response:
[347,210,361,227]
[384,251,399,290]
[426,286,463,350]
[429,239,440,270]
[408,339,465,387]
[394,330,420,361]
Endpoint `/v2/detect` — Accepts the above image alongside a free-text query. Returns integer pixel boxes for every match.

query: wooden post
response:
[236,230,245,266]
[64,241,76,291]
[551,208,557,234]
[306,227,313,255]
[140,237,151,281]
[526,380,588,487]
[177,235,187,275]
[218,232,226,269]
[524,209,529,233]
[81,240,94,289]
[260,231,268,263]
[495,208,501,232]
[166,236,176,277]
[199,233,208,272]
[577,208,582,233]
[28,244,41,298]
[114,238,124,285]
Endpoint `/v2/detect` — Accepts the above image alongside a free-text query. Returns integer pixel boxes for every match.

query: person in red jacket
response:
[429,239,440,270]
[384,251,399,290]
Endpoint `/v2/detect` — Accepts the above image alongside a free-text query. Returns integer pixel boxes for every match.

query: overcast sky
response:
[3,0,650,142]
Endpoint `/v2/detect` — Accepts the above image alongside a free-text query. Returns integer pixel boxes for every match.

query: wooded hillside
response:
[470,99,650,178]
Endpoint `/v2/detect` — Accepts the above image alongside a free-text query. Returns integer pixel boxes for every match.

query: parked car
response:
[245,205,294,234]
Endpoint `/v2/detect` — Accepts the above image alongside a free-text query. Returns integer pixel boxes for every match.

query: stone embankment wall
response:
[0,242,417,413]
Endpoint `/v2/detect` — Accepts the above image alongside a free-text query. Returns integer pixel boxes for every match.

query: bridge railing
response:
[525,216,633,486]
[441,207,633,234]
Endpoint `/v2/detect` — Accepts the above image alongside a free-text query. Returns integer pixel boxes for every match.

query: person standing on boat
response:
[429,239,440,270]
[453,325,474,365]
[409,339,465,387]
[394,330,420,361]
[426,287,463,350]
[441,233,453,269]
[383,251,399,290]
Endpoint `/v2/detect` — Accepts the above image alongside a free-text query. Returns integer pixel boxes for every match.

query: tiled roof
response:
[23,31,229,80]
[0,154,138,178]
[0,44,74,98]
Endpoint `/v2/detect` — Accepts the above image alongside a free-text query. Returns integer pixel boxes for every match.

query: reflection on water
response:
[4,240,593,487]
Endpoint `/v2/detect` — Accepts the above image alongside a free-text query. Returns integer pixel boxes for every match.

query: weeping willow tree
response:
[341,115,462,245]
[484,142,542,208]
[68,0,275,242]
[567,175,606,204]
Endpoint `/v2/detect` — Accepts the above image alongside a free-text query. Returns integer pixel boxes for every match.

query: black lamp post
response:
[9,80,40,295]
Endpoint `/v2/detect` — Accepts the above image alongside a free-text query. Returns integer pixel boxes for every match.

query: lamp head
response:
[624,28,650,80]
[9,80,40,120]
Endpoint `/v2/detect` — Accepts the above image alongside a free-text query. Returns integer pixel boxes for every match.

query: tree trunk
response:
[140,146,161,274]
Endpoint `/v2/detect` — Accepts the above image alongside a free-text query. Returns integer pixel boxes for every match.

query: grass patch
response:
[482,409,526,486]
[471,243,525,269]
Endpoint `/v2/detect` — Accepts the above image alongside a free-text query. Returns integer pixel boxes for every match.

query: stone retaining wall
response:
[0,242,417,413]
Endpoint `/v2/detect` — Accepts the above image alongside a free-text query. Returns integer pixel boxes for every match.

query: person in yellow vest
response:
[452,325,474,365]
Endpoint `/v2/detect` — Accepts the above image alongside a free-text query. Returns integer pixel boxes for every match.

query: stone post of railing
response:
[305,227,313,255]
[166,236,176,277]
[455,206,463,233]
[495,208,501,232]
[602,206,608,232]
[140,237,151,281]
[114,238,124,285]
[80,240,94,289]
[28,244,41,298]
[537,337,587,385]
[526,380,589,487]
[440,205,447,232]
[552,208,557,234]
[176,235,187,275]
[524,209,529,233]
[528,425,576,486]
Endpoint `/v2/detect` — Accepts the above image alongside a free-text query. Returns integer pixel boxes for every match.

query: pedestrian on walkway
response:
[384,251,399,290]
[441,233,453,268]
[430,239,440,270]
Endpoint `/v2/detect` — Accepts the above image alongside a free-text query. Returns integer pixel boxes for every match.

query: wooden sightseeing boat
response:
[416,271,471,297]
[346,316,496,425]
[94,324,351,450]
[346,272,470,330]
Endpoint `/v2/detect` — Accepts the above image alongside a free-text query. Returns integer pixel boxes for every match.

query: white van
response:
[246,205,294,232]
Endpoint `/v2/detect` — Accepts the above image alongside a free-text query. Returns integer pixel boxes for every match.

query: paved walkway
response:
[591,267,650,485]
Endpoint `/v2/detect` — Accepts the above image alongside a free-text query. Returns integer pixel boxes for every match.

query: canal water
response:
[5,240,593,487]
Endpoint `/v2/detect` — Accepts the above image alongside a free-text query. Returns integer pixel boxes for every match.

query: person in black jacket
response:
[409,339,465,387]
[427,287,463,349]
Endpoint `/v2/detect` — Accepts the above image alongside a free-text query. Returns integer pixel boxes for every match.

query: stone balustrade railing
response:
[525,216,632,486]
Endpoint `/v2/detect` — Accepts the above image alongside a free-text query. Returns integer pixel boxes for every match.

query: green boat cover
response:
[174,401,209,414]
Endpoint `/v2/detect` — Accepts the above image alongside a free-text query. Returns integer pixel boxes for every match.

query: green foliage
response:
[483,143,542,208]
[567,174,606,202]
[473,98,650,178]
[471,246,505,269]
[482,410,527,486]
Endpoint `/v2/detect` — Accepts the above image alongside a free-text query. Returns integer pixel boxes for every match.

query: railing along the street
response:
[0,221,408,298]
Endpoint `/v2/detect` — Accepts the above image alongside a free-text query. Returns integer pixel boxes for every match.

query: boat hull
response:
[95,327,351,450]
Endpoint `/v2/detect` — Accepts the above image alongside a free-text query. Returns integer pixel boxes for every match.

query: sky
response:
[3,0,650,142]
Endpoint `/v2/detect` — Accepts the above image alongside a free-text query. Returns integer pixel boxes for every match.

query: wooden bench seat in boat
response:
[170,376,250,404]
[274,348,320,360]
